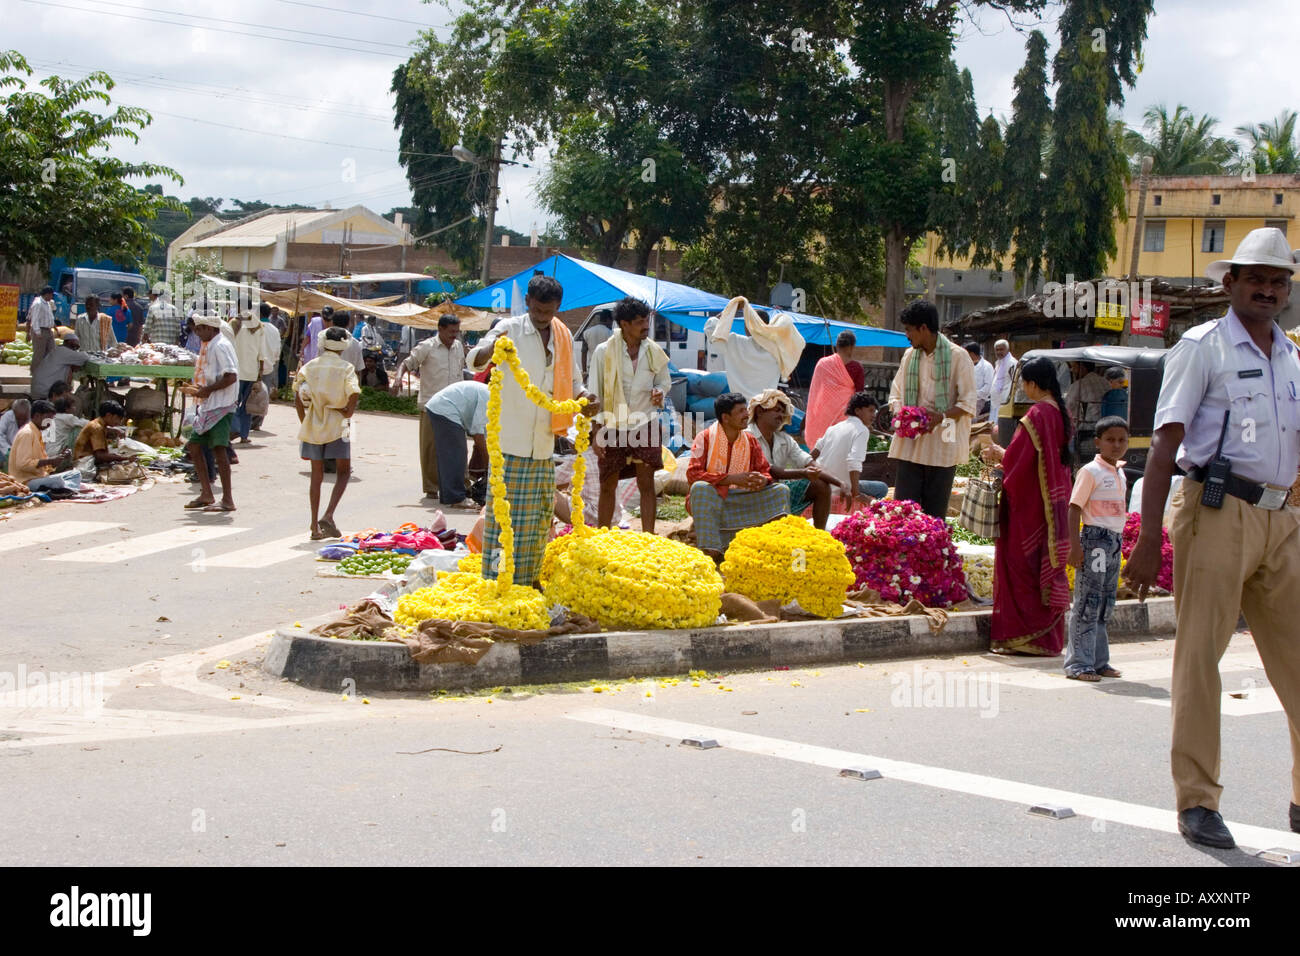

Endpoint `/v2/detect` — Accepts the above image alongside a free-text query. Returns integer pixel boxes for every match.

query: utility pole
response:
[1129,155,1154,281]
[1125,155,1155,345]
[480,139,502,286]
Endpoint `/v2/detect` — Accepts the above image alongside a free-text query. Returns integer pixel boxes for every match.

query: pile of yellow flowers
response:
[720,515,855,618]
[394,572,551,632]
[541,527,723,630]
[457,553,481,574]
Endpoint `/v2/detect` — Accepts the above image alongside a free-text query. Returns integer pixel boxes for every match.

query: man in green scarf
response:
[887,300,978,518]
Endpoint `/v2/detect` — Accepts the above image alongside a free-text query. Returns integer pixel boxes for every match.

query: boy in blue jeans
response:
[1065,416,1130,681]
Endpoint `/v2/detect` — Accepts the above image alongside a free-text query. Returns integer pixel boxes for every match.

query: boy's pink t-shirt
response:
[1070,455,1128,533]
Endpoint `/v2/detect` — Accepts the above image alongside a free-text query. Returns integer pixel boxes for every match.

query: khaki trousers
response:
[1170,478,1300,811]
[418,408,439,495]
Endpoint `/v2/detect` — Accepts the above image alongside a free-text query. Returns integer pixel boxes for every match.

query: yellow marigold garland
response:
[486,335,592,595]
[541,527,723,630]
[720,515,855,618]
[395,572,550,632]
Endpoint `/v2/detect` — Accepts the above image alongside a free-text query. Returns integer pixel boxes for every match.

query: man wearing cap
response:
[1126,226,1300,849]
[747,388,840,529]
[27,286,58,374]
[230,309,280,443]
[182,315,240,512]
[143,283,181,346]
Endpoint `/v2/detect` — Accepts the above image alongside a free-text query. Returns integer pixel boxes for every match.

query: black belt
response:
[1186,466,1288,510]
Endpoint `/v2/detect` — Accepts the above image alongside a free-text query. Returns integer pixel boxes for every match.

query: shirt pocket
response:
[1223,379,1273,430]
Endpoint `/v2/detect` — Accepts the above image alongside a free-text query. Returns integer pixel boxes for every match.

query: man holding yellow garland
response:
[468,275,599,587]
[589,296,672,533]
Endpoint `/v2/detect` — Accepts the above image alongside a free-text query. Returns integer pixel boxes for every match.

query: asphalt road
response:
[1,402,1297,869]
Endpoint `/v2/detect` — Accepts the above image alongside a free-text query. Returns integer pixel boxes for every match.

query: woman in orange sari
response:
[983,357,1073,655]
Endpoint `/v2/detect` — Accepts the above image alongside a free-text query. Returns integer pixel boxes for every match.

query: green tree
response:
[391,61,488,274]
[1235,110,1300,174]
[1002,29,1051,289]
[1043,0,1155,282]
[1125,104,1237,175]
[0,51,183,268]
[539,113,708,272]
[924,60,981,261]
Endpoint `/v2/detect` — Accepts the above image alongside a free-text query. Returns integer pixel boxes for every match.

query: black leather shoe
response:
[1178,807,1235,849]
[1290,803,1299,834]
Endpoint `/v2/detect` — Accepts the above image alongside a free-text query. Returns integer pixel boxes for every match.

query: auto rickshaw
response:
[996,345,1169,490]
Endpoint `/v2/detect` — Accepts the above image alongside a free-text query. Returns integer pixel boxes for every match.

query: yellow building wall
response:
[914,174,1299,282]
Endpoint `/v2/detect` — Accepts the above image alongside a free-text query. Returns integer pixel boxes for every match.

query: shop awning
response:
[454,253,909,348]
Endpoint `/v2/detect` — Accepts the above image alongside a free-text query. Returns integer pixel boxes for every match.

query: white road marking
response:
[201,534,316,568]
[46,525,247,563]
[988,651,1263,691]
[0,520,116,554]
[567,707,1300,853]
[1138,686,1284,716]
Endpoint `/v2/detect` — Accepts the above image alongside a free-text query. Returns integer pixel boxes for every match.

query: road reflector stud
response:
[839,767,882,781]
[1028,804,1075,820]
[680,737,720,749]
[1255,847,1300,865]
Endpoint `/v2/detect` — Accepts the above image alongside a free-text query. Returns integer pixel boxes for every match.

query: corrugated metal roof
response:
[182,210,340,248]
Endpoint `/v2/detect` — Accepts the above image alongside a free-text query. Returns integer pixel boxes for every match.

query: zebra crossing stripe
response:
[0,521,117,555]
[46,526,248,563]
[200,534,317,569]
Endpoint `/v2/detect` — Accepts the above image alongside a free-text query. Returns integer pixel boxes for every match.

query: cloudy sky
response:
[9,0,1298,238]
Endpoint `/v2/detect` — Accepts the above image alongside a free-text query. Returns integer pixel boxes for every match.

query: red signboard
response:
[1130,299,1169,336]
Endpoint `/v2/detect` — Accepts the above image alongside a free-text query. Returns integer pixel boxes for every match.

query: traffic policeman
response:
[1126,227,1300,850]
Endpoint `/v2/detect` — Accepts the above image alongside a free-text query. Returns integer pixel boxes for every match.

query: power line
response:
[27,59,393,123]
[272,0,452,29]
[59,0,413,50]
[28,58,393,120]
[17,0,406,59]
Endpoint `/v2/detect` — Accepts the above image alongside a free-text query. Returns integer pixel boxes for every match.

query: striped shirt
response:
[1069,455,1128,533]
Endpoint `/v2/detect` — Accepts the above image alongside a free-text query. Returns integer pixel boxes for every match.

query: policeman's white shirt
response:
[1154,308,1300,488]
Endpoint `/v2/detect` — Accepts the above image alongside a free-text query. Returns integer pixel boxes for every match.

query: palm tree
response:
[1125,104,1237,175]
[1235,110,1300,174]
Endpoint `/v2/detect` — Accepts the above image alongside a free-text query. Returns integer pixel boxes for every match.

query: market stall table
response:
[80,363,196,435]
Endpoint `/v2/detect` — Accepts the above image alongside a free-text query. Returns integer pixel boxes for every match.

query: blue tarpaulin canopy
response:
[455,253,909,348]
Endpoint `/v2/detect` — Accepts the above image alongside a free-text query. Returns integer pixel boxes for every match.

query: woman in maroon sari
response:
[982,357,1073,654]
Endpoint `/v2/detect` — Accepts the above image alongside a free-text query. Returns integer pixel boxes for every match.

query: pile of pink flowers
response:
[1120,511,1174,593]
[891,405,931,439]
[831,499,968,606]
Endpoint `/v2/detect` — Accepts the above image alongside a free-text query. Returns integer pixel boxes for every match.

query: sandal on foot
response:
[203,502,236,513]
[1097,667,1123,678]
[318,517,341,538]
[1067,672,1102,682]
[310,528,327,541]
[184,497,214,509]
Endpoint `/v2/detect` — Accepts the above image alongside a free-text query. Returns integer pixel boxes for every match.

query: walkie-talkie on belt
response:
[1200,410,1232,509]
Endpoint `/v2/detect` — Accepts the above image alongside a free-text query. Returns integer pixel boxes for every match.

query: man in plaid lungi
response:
[687,392,789,560]
[481,454,555,586]
[467,275,599,588]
